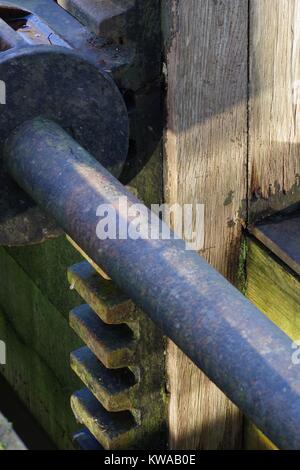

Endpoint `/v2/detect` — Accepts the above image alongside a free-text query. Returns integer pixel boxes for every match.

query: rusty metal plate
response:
[57,0,135,38]
[0,0,133,75]
[251,206,300,276]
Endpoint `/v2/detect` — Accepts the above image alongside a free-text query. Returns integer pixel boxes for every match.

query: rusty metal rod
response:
[4,117,300,449]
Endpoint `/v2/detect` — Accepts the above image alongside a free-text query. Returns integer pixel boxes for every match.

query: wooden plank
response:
[163,0,247,449]
[249,0,300,222]
[0,247,82,390]
[247,0,300,449]
[246,238,300,450]
[0,307,79,449]
[6,236,83,318]
[246,239,300,342]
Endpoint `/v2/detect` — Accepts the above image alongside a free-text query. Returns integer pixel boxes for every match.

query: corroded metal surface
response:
[68,260,166,450]
[0,16,26,48]
[70,304,136,368]
[71,388,137,450]
[0,1,129,245]
[0,45,128,245]
[0,46,128,174]
[73,428,104,450]
[57,0,135,39]
[68,262,133,323]
[0,0,162,244]
[0,0,162,186]
[251,206,300,276]
[5,116,300,450]
[0,0,133,76]
[71,347,137,412]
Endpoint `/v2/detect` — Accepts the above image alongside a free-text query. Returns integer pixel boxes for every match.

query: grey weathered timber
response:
[249,0,300,222]
[162,0,247,449]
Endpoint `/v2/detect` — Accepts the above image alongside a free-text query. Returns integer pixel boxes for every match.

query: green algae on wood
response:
[245,237,300,450]
[0,307,79,449]
[246,239,300,341]
[6,236,83,317]
[0,247,82,389]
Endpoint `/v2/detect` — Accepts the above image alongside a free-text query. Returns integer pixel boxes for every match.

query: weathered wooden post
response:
[163,0,300,450]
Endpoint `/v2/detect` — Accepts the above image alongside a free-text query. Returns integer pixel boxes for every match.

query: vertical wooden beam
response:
[249,0,300,222]
[163,0,248,449]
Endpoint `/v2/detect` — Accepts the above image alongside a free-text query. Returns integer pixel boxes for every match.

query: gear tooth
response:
[71,347,137,412]
[68,262,137,324]
[71,388,137,450]
[73,428,104,450]
[70,305,136,368]
[69,253,166,450]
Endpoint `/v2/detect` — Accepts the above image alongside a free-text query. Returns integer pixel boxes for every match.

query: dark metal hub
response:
[0,46,128,174]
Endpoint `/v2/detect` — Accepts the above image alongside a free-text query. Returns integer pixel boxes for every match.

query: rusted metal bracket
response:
[68,261,167,450]
[57,1,136,42]
[56,0,163,185]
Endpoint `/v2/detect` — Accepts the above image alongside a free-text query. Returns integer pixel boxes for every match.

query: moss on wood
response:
[0,247,82,389]
[245,237,300,450]
[246,239,300,340]
[0,306,79,449]
[6,236,82,317]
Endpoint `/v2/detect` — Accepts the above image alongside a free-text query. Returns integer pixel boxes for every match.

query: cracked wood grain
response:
[163,0,247,450]
[249,0,300,222]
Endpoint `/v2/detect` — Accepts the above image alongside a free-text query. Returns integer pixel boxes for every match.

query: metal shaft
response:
[4,117,300,449]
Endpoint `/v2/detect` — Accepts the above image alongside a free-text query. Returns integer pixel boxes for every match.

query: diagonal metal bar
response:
[4,116,300,450]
